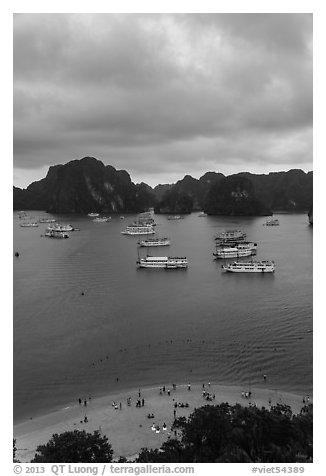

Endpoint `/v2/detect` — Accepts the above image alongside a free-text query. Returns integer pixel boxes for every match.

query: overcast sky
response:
[13,13,312,188]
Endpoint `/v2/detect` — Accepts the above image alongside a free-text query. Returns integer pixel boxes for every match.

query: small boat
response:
[137,256,188,269]
[20,222,38,227]
[120,216,125,219]
[93,216,111,222]
[88,212,99,217]
[136,211,156,226]
[121,224,155,235]
[264,218,279,226]
[167,215,184,220]
[215,229,246,241]
[198,212,207,217]
[44,230,69,239]
[39,218,56,223]
[213,242,257,259]
[47,224,74,232]
[222,260,275,273]
[138,237,171,247]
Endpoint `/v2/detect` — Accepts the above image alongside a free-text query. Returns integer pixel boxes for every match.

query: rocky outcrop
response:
[204,176,271,216]
[13,158,312,216]
[154,189,193,214]
[13,157,156,213]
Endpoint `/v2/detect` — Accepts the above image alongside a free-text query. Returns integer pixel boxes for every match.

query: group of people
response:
[136,398,145,407]
[159,384,177,396]
[78,396,91,407]
[202,390,215,401]
[151,422,168,433]
[241,391,252,399]
[174,401,189,408]
[112,401,122,410]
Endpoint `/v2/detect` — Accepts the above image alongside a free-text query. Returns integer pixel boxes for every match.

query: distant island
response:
[13,156,313,216]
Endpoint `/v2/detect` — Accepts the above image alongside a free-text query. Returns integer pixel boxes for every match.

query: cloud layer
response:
[13,13,312,187]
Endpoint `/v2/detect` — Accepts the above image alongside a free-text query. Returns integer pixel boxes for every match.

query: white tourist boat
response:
[222,260,275,273]
[47,223,74,232]
[167,215,184,220]
[213,242,257,259]
[93,216,111,222]
[44,230,69,239]
[39,218,56,223]
[215,229,247,241]
[264,218,280,226]
[136,211,156,227]
[137,256,188,269]
[138,237,171,247]
[20,222,38,227]
[121,224,155,235]
[88,212,99,217]
[198,211,208,217]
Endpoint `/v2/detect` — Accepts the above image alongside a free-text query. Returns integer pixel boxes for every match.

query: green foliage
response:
[13,438,19,463]
[31,430,113,463]
[137,403,313,463]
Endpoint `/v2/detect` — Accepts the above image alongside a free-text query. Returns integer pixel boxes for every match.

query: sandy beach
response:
[14,382,310,462]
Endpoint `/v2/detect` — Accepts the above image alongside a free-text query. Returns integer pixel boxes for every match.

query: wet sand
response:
[14,382,309,462]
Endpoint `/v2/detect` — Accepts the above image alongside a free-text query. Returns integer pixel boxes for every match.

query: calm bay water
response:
[13,212,313,423]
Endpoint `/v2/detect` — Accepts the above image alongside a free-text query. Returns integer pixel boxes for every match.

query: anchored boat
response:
[222,260,275,273]
[93,216,111,222]
[47,224,74,232]
[137,256,188,269]
[20,222,38,227]
[138,237,170,247]
[264,218,279,226]
[215,229,247,245]
[121,224,155,235]
[44,230,69,239]
[213,242,257,259]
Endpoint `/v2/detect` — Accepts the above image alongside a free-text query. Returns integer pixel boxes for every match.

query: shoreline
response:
[14,382,311,463]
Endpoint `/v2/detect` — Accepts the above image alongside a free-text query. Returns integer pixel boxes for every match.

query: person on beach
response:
[173,409,176,418]
[163,423,167,431]
[263,374,267,381]
[163,386,165,392]
[167,389,170,396]
[119,402,122,410]
[138,389,141,397]
[202,383,205,389]
[84,399,87,406]
[188,383,191,391]
[159,388,162,395]
[78,398,82,405]
[142,398,145,407]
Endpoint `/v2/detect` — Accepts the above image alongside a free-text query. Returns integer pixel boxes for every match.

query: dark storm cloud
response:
[13,13,312,187]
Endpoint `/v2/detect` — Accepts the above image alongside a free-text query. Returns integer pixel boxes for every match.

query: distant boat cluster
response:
[213,228,275,274]
[17,210,281,273]
[18,211,80,239]
[121,211,188,269]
